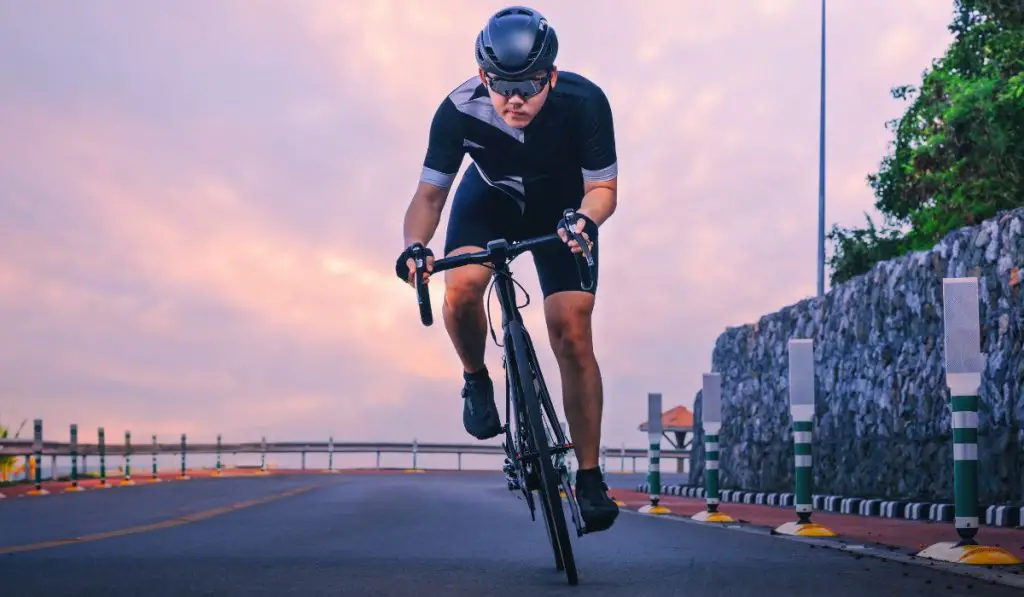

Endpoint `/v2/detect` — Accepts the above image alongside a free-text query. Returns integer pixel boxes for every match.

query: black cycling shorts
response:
[443,163,599,298]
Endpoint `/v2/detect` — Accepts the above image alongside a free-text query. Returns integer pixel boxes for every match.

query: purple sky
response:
[0,1,956,453]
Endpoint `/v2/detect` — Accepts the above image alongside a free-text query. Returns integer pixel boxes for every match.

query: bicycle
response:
[404,208,595,586]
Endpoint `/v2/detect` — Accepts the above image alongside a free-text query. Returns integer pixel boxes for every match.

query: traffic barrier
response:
[916,278,1021,565]
[771,339,836,537]
[149,434,162,483]
[1,423,663,495]
[691,373,733,523]
[120,431,135,486]
[97,427,111,488]
[403,437,425,473]
[64,424,85,493]
[985,505,1021,528]
[326,436,340,474]
[638,392,670,515]
[634,276,1023,567]
[26,419,48,496]
[179,433,190,480]
[258,435,269,475]
[637,481,1023,528]
[213,433,223,476]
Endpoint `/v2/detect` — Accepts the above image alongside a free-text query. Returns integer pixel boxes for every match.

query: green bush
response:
[828,0,1024,285]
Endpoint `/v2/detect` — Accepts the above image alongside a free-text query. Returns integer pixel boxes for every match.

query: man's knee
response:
[544,291,595,361]
[443,246,491,312]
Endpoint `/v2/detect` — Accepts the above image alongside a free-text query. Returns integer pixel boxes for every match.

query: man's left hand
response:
[556,213,597,255]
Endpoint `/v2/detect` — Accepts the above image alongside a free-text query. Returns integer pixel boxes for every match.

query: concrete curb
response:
[637,483,1024,528]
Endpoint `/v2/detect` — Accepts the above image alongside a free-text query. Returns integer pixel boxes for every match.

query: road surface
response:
[0,472,1019,596]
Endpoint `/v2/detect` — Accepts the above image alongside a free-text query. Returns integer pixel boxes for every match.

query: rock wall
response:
[690,207,1024,505]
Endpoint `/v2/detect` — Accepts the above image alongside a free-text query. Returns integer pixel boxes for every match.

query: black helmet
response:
[475,6,558,78]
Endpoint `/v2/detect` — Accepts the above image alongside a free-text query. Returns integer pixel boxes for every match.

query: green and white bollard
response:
[917,277,1021,565]
[793,418,813,518]
[774,339,835,537]
[639,392,670,514]
[179,433,190,480]
[259,435,269,475]
[27,419,48,496]
[64,424,85,493]
[214,434,223,476]
[405,437,424,473]
[692,373,733,522]
[327,435,340,474]
[97,427,110,488]
[150,434,161,483]
[120,430,135,486]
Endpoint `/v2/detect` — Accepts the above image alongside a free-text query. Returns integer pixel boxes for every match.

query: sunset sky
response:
[1,1,957,460]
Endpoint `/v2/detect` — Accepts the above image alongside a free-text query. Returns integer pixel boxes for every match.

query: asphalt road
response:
[0,472,1018,596]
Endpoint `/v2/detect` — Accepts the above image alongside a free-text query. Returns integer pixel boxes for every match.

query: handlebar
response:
[409,208,596,326]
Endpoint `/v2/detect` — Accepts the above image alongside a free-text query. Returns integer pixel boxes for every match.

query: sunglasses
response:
[484,71,551,100]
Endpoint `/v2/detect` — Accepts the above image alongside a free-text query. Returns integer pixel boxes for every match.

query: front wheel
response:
[507,320,578,586]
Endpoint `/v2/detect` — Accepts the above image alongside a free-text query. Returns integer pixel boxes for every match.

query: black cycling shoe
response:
[574,467,619,533]
[462,369,502,440]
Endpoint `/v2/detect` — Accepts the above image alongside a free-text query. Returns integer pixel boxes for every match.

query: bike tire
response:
[507,320,578,586]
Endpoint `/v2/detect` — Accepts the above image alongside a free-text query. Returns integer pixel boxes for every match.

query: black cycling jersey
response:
[420,70,617,211]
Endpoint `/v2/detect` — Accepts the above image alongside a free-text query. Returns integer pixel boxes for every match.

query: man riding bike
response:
[395,5,619,533]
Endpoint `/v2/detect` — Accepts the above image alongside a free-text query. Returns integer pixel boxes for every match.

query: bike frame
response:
[488,237,575,498]
[407,208,594,585]
[419,234,577,487]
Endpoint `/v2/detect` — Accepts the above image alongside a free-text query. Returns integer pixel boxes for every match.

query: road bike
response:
[405,208,595,586]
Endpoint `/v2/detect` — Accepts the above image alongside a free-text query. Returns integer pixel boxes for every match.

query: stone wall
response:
[690,207,1024,505]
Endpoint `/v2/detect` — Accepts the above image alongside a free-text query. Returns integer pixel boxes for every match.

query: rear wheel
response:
[507,320,578,586]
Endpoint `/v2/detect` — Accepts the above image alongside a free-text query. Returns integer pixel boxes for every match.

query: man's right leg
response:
[441,164,520,440]
[441,247,491,376]
[441,246,503,439]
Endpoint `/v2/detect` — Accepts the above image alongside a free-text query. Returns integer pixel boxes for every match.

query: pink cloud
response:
[0,2,959,455]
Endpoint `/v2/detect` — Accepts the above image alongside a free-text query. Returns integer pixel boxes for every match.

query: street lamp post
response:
[816,0,827,297]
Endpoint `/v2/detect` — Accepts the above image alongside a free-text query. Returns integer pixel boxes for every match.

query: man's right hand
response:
[395,243,434,287]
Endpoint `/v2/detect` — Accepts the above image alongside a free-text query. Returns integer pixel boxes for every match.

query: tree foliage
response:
[828,0,1024,285]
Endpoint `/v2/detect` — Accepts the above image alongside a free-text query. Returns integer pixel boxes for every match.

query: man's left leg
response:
[532,240,619,533]
[543,291,602,470]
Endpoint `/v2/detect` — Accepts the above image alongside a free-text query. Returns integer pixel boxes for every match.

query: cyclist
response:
[395,5,619,533]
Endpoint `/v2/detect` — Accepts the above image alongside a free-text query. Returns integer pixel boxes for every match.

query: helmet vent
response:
[525,34,546,64]
[496,7,532,18]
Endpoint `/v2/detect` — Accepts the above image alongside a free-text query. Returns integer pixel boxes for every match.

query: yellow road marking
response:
[0,484,318,555]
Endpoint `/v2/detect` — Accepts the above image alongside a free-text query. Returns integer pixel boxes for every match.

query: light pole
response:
[816,0,827,297]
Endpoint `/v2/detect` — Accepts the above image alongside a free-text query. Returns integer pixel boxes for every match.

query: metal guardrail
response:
[0,438,689,461]
[0,418,690,491]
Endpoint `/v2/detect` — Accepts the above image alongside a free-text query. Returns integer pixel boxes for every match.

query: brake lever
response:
[409,243,433,326]
[561,209,595,291]
[562,209,595,266]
